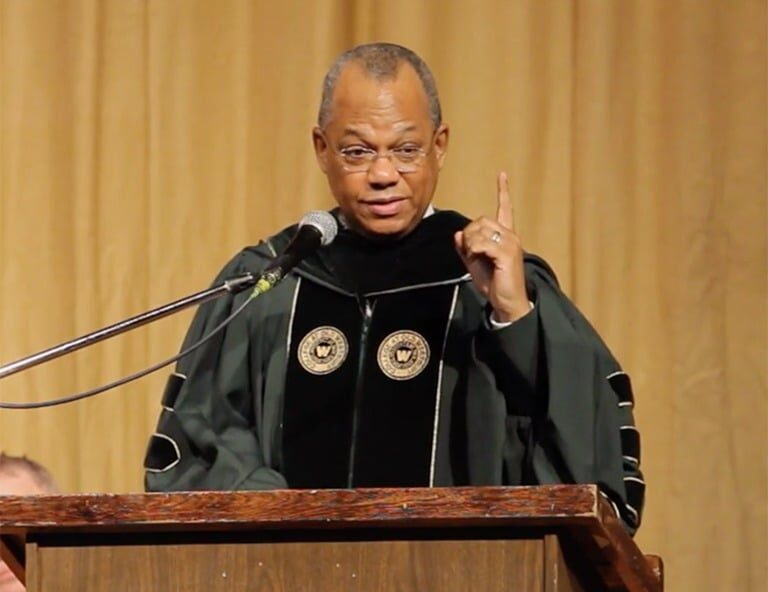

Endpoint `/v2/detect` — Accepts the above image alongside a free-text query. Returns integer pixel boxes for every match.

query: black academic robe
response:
[144,210,645,534]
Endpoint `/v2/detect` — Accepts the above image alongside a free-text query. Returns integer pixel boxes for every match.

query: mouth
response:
[360,197,407,217]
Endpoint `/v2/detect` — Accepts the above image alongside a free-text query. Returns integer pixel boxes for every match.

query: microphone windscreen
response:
[299,210,338,246]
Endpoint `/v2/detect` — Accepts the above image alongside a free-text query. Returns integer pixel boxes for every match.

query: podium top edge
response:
[0,484,601,530]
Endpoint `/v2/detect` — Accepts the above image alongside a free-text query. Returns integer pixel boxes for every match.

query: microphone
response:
[0,210,338,397]
[253,210,338,296]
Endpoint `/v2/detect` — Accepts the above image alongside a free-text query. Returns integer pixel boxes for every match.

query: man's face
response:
[313,62,449,239]
[0,471,47,592]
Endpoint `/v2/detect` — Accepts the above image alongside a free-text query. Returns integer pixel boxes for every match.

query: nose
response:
[366,154,399,189]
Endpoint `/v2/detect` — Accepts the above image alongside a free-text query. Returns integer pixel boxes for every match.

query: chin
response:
[359,217,419,239]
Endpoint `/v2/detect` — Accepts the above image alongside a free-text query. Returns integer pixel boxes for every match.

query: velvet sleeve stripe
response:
[599,490,622,522]
[599,486,640,533]
[144,411,183,474]
[624,503,640,524]
[161,372,186,410]
[624,476,646,521]
[147,373,187,473]
[607,371,634,407]
[620,425,641,465]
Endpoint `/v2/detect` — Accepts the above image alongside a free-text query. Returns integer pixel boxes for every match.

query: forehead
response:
[0,470,46,495]
[326,62,432,135]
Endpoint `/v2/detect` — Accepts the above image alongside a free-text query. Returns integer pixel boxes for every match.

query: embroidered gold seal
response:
[377,330,430,380]
[298,326,348,375]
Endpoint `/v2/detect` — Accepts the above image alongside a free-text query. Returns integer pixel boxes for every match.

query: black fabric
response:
[145,409,185,472]
[475,308,540,417]
[161,374,185,409]
[282,270,460,488]
[144,434,179,472]
[280,210,470,488]
[351,284,457,487]
[625,478,646,514]
[620,426,641,464]
[282,283,360,488]
[608,372,635,406]
[264,209,469,296]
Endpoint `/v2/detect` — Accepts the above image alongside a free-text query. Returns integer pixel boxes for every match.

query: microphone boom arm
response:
[0,273,256,381]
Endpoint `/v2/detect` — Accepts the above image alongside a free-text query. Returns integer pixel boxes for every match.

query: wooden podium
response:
[0,485,662,591]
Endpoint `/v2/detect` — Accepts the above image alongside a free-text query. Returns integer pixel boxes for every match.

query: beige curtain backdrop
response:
[0,1,765,589]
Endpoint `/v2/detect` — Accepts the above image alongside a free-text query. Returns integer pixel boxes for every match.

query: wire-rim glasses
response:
[327,132,436,174]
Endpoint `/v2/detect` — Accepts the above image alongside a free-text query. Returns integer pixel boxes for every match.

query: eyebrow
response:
[340,123,420,138]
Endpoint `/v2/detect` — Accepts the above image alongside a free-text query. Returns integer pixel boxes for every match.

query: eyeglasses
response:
[333,140,434,173]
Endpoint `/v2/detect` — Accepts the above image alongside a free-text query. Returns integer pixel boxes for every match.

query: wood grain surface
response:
[0,485,662,591]
[33,538,545,592]
[0,485,597,531]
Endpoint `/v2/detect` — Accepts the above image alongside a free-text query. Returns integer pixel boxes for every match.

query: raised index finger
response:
[496,171,514,231]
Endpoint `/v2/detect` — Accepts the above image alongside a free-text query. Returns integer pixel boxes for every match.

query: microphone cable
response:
[0,293,253,410]
[0,210,338,410]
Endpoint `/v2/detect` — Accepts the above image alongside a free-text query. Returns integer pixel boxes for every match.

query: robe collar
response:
[255,208,470,297]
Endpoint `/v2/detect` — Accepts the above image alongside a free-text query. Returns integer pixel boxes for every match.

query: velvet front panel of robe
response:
[282,280,459,488]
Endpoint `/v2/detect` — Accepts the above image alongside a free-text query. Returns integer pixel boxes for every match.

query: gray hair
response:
[317,42,442,129]
[0,452,58,493]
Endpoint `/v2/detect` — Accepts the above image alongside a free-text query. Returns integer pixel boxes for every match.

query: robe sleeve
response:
[466,260,645,535]
[528,264,645,534]
[144,251,288,492]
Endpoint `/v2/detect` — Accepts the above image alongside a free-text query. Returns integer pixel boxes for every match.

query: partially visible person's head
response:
[313,43,449,239]
[0,453,57,592]
[0,453,57,495]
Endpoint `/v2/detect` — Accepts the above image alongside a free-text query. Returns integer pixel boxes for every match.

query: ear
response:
[433,124,450,170]
[312,127,330,174]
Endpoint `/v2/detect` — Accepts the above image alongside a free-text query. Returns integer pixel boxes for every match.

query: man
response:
[144,43,644,533]
[0,454,58,592]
